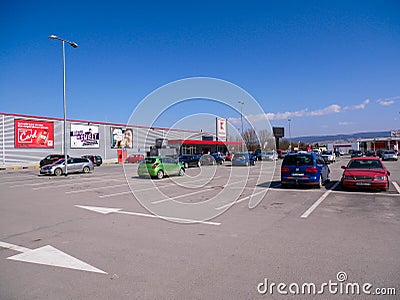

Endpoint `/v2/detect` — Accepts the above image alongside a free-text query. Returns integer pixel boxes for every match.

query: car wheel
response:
[54,168,63,176]
[157,170,164,179]
[83,166,90,173]
[316,175,322,188]
[184,162,189,169]
[179,168,185,176]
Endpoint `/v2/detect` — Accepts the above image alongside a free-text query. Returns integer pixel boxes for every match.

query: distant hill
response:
[288,131,391,144]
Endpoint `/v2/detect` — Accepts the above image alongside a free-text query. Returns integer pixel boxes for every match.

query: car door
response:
[316,156,329,182]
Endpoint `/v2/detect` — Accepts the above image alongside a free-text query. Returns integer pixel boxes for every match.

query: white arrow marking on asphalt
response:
[75,205,221,226]
[0,241,107,274]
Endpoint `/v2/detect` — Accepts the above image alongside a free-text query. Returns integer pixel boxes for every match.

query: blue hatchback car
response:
[281,152,330,188]
[232,152,256,166]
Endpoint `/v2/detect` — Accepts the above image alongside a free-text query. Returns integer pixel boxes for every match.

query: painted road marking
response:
[301,181,340,218]
[151,180,244,204]
[0,241,106,274]
[99,176,222,198]
[393,181,400,194]
[76,205,221,226]
[215,189,266,210]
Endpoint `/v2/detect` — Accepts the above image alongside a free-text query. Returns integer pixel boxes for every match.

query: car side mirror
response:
[341,166,346,169]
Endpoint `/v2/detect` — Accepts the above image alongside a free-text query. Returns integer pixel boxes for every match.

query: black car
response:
[351,150,363,158]
[178,154,201,168]
[199,154,224,165]
[39,154,69,167]
[365,150,376,157]
[81,155,103,167]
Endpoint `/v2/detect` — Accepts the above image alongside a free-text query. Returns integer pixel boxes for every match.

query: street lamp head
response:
[48,35,58,39]
[69,42,78,48]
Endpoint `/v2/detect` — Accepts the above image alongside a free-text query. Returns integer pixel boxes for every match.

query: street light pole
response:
[48,35,78,176]
[288,118,292,151]
[238,101,244,151]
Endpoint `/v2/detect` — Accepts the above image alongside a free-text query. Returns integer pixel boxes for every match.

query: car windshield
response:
[322,151,332,155]
[347,160,383,169]
[282,155,314,166]
[385,150,395,154]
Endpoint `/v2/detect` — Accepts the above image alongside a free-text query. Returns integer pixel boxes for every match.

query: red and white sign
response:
[216,118,227,141]
[14,119,54,148]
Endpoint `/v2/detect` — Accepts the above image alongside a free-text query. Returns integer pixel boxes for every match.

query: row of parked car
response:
[39,154,103,176]
[280,151,392,191]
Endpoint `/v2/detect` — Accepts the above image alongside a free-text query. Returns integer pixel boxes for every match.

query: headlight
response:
[374,176,387,181]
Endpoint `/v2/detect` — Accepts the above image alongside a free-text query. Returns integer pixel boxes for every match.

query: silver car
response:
[40,157,94,176]
[381,150,398,161]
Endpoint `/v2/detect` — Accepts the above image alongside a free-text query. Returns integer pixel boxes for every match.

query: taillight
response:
[281,167,290,172]
[305,167,318,173]
[152,163,159,169]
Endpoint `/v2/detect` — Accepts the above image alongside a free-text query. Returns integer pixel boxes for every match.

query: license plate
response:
[356,182,371,186]
[292,173,304,176]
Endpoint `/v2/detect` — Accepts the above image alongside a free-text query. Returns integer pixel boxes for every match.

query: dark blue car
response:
[232,152,256,166]
[281,152,330,188]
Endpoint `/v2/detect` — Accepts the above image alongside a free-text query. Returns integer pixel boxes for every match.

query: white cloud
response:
[228,98,371,125]
[377,96,399,106]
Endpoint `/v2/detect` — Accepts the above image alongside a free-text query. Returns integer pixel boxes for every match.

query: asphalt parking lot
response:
[1,158,399,299]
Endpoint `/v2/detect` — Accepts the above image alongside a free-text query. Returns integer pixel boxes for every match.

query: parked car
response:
[278,150,288,159]
[125,154,145,163]
[351,150,363,158]
[211,153,226,164]
[40,157,94,176]
[137,156,185,179]
[381,150,398,161]
[231,152,256,166]
[81,155,103,166]
[225,153,232,161]
[321,150,336,163]
[255,150,278,161]
[364,150,376,157]
[199,154,223,165]
[281,152,330,188]
[178,154,201,168]
[340,157,390,191]
[39,154,69,167]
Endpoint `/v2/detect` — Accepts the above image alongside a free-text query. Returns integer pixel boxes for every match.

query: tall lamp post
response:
[48,35,78,175]
[288,118,292,151]
[238,101,244,151]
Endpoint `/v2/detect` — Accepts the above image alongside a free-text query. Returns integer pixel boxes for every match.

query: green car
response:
[137,156,185,179]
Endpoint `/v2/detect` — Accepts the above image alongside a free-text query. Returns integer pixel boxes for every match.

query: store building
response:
[0,112,218,167]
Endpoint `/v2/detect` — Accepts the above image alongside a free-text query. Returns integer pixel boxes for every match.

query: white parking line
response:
[151,180,245,204]
[31,178,121,190]
[393,181,400,194]
[301,181,340,218]
[99,176,222,198]
[215,189,266,210]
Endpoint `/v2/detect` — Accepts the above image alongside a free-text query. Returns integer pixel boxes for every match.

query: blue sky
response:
[1,0,399,137]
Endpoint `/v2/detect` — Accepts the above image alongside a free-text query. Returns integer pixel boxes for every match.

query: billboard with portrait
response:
[14,119,54,148]
[111,127,133,148]
[70,124,100,148]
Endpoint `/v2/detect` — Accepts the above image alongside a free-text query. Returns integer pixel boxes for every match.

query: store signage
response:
[70,124,99,148]
[216,118,227,141]
[14,119,54,148]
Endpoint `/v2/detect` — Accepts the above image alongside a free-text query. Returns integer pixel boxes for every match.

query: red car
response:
[340,157,390,191]
[125,154,144,163]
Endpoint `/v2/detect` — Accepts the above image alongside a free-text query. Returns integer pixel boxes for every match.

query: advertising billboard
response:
[391,129,400,137]
[216,118,227,141]
[14,119,54,148]
[70,124,100,148]
[111,127,133,148]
